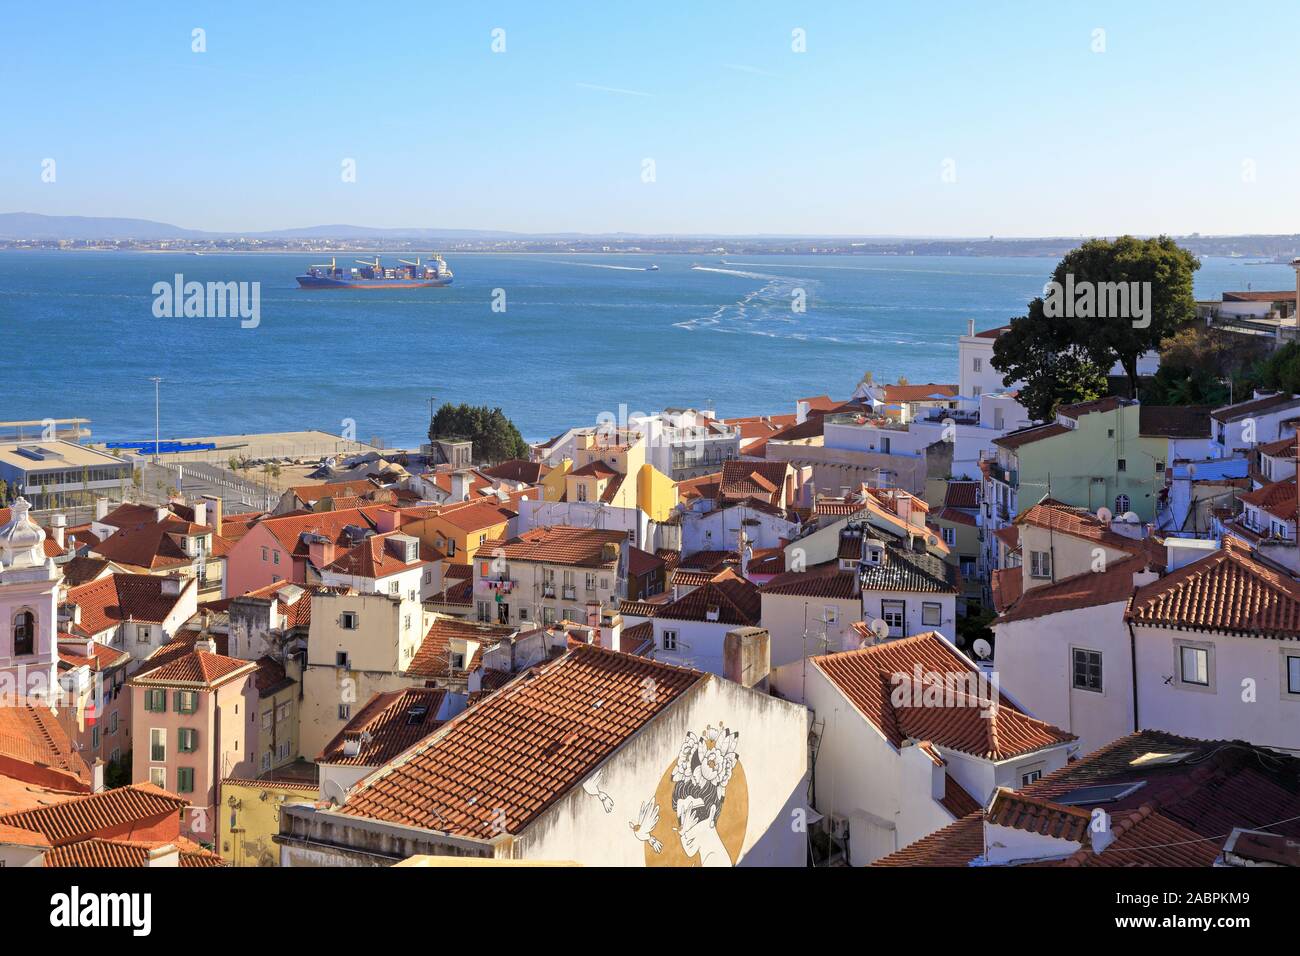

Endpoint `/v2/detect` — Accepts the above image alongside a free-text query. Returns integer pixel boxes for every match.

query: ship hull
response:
[296,275,453,289]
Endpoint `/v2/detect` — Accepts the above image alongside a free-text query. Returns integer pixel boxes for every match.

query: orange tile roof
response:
[64,573,191,637]
[319,688,447,766]
[339,645,704,838]
[811,633,1075,761]
[996,556,1147,625]
[0,704,91,787]
[322,532,440,579]
[1259,433,1299,457]
[718,460,790,506]
[1238,476,1298,522]
[655,568,763,625]
[257,506,388,557]
[943,481,981,510]
[0,783,187,846]
[43,836,225,867]
[91,515,224,571]
[993,423,1071,450]
[131,649,255,687]
[675,471,723,502]
[986,787,1091,840]
[990,567,1023,613]
[877,383,959,404]
[289,479,379,503]
[1126,538,1300,638]
[761,563,859,600]
[1056,396,1128,419]
[407,618,516,681]
[939,773,981,819]
[478,526,628,568]
[429,499,517,533]
[935,507,978,527]
[1016,499,1151,554]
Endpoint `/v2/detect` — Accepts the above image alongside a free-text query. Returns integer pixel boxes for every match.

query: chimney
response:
[146,843,180,867]
[155,506,170,523]
[967,318,975,337]
[192,499,206,528]
[375,507,400,534]
[450,470,471,502]
[50,513,66,549]
[796,400,809,425]
[600,608,623,651]
[160,576,183,596]
[94,497,108,521]
[723,627,770,689]
[195,637,217,654]
[586,601,601,628]
[203,494,222,536]
[92,758,105,793]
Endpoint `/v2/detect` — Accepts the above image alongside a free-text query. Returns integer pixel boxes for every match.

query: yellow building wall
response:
[404,513,511,564]
[638,464,680,521]
[541,461,570,502]
[218,779,317,867]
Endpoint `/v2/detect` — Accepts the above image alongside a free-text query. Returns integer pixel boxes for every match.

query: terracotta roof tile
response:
[64,573,191,637]
[1126,538,1300,638]
[0,704,91,787]
[478,526,628,568]
[943,481,981,510]
[407,618,516,681]
[996,556,1148,625]
[654,568,762,626]
[131,649,255,687]
[43,836,225,867]
[319,688,447,766]
[338,645,704,838]
[811,633,1074,761]
[0,783,187,846]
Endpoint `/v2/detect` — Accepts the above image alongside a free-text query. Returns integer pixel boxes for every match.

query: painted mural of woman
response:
[669,723,740,867]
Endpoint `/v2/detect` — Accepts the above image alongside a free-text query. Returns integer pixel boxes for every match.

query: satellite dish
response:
[1186,463,1196,479]
[1096,506,1113,523]
[972,638,993,660]
[867,618,890,642]
[1122,511,1140,523]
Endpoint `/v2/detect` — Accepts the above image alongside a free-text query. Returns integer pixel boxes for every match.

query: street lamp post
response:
[149,377,162,464]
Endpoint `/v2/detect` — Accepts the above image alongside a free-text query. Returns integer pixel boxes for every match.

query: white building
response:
[0,499,60,705]
[279,644,810,867]
[803,632,1075,866]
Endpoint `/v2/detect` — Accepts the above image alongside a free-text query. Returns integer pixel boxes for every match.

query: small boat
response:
[646,264,660,271]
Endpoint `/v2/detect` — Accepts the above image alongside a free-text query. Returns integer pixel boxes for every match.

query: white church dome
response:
[0,497,47,569]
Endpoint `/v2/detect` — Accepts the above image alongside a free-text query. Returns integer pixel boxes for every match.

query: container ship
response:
[296,256,454,289]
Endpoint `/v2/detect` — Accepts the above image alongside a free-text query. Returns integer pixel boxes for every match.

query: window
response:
[1179,644,1211,687]
[108,712,118,734]
[1117,459,1127,472]
[971,385,981,397]
[137,624,152,645]
[335,651,349,668]
[1021,768,1043,786]
[518,606,531,621]
[1072,648,1103,692]
[262,710,273,730]
[144,688,167,712]
[1115,494,1130,514]
[340,612,358,630]
[91,726,100,750]
[338,704,351,720]
[1286,654,1300,696]
[940,527,955,547]
[476,601,491,623]
[272,550,280,565]
[576,483,589,502]
[277,702,290,723]
[922,602,942,627]
[1029,550,1052,579]
[882,601,905,633]
[176,767,194,794]
[150,728,166,762]
[174,690,198,714]
[178,727,198,752]
[149,767,166,788]
[389,581,400,595]
[543,606,556,625]
[973,357,982,372]
[12,610,35,657]
[662,629,679,651]
[261,752,272,771]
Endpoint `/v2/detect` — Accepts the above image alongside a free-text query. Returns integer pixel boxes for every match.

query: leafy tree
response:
[1253,341,1300,395]
[428,403,529,464]
[993,236,1200,413]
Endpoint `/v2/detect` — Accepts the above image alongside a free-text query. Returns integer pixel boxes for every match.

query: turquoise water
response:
[0,251,1292,446]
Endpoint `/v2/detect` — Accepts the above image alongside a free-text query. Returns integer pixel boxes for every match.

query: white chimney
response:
[967,318,975,337]
[450,470,471,502]
[195,637,217,655]
[146,844,180,868]
[94,497,109,521]
[192,500,206,528]
[92,759,105,793]
[50,513,66,549]
[155,506,169,523]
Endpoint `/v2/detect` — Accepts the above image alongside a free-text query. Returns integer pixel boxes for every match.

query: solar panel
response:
[1055,781,1146,806]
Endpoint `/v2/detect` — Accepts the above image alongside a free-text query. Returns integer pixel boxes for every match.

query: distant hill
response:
[0,212,523,241]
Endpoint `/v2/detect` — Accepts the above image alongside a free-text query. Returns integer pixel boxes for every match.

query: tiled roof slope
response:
[811,633,1074,761]
[44,836,226,867]
[1126,538,1300,638]
[319,688,448,766]
[335,650,702,837]
[477,526,628,568]
[875,730,1300,867]
[857,544,959,594]
[653,568,762,625]
[996,556,1147,625]
[64,573,189,637]
[131,650,254,687]
[0,783,188,846]
[0,704,91,787]
[339,645,704,838]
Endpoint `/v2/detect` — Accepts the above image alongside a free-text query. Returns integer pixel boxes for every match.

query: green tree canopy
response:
[428,403,529,464]
[992,236,1200,416]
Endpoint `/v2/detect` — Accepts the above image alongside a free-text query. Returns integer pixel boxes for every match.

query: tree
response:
[428,403,529,464]
[993,236,1200,412]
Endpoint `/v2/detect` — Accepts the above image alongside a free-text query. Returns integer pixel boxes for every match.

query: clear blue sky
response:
[3,0,1297,236]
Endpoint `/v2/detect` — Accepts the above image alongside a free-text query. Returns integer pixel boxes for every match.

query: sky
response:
[3,0,1298,237]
